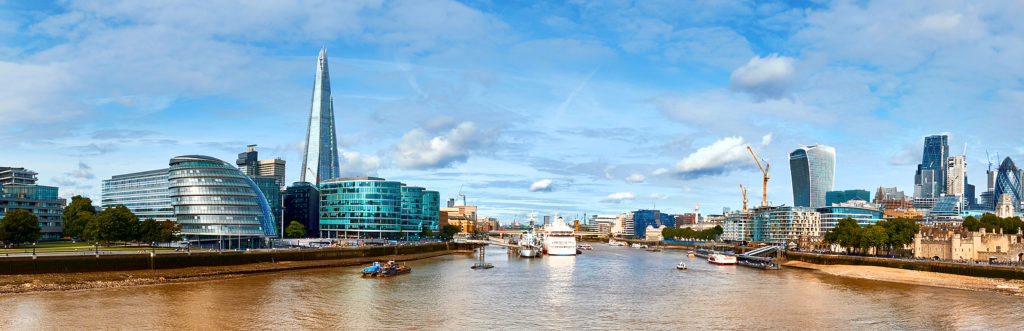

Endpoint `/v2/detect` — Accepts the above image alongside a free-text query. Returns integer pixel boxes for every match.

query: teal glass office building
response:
[790,145,836,208]
[319,177,441,239]
[168,155,278,246]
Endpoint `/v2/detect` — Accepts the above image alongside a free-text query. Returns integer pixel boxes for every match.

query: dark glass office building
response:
[917,134,949,198]
[283,182,320,236]
[632,209,675,239]
[0,182,64,241]
[824,189,871,207]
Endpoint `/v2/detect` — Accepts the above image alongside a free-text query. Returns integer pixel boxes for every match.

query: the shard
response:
[300,48,341,184]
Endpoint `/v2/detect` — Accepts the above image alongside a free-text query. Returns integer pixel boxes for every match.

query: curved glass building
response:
[995,157,1020,209]
[168,155,277,246]
[319,177,402,239]
[421,190,440,235]
[790,145,836,208]
[400,185,424,237]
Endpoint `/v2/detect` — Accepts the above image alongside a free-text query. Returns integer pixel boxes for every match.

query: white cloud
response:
[339,151,381,176]
[625,173,646,183]
[393,121,494,170]
[652,168,668,176]
[918,13,962,31]
[649,193,670,200]
[604,165,617,179]
[729,54,796,100]
[669,134,770,178]
[529,179,553,192]
[601,192,635,203]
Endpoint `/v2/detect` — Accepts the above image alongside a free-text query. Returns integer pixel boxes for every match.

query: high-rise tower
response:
[917,134,948,198]
[790,145,836,208]
[994,157,1020,209]
[300,48,341,184]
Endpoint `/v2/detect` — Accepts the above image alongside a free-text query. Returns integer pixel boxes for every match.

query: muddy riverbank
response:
[784,260,1024,296]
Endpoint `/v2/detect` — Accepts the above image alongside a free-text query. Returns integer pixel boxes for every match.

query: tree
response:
[138,218,160,243]
[157,220,183,243]
[860,225,888,254]
[881,217,919,255]
[962,216,981,231]
[0,209,42,246]
[831,218,863,253]
[440,225,460,241]
[421,225,434,238]
[62,195,96,239]
[83,205,139,244]
[285,221,306,238]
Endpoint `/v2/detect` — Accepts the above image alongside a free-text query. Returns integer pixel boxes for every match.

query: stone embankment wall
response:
[786,251,1024,280]
[0,242,481,275]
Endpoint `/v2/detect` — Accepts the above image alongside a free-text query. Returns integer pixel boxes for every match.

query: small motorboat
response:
[471,262,494,269]
[646,247,662,252]
[688,253,695,259]
[578,244,593,250]
[676,262,687,270]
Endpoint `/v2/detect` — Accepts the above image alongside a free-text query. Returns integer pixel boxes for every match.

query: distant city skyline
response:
[3,1,1024,221]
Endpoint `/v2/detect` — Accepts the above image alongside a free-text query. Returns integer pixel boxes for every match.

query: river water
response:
[1,245,1023,330]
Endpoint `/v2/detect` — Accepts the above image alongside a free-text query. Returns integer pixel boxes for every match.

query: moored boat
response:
[708,254,737,265]
[542,217,577,256]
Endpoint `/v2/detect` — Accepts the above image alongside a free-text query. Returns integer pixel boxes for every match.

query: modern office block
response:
[101,169,175,221]
[790,145,835,208]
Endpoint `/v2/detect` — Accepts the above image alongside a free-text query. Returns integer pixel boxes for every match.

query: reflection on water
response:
[1,245,1023,329]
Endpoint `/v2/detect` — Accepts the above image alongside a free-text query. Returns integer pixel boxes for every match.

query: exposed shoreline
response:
[0,249,475,296]
[784,260,1024,296]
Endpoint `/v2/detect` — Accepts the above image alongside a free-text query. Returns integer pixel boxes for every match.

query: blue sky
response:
[3,0,1024,222]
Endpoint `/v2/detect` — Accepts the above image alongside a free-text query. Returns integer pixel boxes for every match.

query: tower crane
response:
[747,146,770,207]
[740,184,748,212]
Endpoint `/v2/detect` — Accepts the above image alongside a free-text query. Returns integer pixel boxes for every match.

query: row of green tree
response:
[822,217,919,255]
[662,225,724,241]
[961,213,1024,234]
[63,196,182,244]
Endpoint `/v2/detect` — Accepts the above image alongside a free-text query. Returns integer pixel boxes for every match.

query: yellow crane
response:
[747,146,770,207]
[739,184,748,212]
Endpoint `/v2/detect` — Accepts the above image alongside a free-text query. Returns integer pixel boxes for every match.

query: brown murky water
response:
[1,245,1022,330]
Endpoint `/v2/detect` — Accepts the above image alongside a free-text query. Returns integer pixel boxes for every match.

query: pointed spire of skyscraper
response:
[300,48,341,184]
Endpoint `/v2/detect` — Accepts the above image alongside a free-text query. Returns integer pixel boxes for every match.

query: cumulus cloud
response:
[529,179,553,192]
[393,121,494,170]
[729,54,797,100]
[601,192,635,203]
[339,151,381,176]
[652,168,668,176]
[625,173,646,183]
[670,134,771,178]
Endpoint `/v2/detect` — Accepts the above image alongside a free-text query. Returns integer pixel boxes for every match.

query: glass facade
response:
[318,177,402,239]
[101,168,175,221]
[824,189,871,206]
[169,155,277,242]
[421,190,440,235]
[300,48,341,183]
[252,176,282,227]
[790,145,836,208]
[817,206,884,234]
[631,209,675,238]
[318,177,441,239]
[995,157,1021,209]
[284,182,320,236]
[763,207,820,244]
[918,134,949,198]
[0,183,64,240]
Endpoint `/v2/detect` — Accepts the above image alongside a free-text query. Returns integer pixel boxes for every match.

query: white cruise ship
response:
[542,217,577,256]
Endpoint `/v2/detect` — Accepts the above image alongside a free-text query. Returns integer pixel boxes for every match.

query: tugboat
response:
[361,261,411,277]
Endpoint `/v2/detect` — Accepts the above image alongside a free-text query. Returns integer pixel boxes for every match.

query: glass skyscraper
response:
[101,169,175,221]
[994,157,1020,209]
[0,167,64,241]
[790,145,835,208]
[169,155,278,245]
[917,134,948,198]
[300,48,341,184]
[283,182,320,236]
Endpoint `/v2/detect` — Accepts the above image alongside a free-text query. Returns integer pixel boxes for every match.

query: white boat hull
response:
[520,247,540,257]
[708,254,737,265]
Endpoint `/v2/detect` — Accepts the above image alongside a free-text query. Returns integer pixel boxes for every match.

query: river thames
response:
[1,245,1023,330]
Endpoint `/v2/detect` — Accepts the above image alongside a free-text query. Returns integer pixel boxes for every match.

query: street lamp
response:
[32,242,36,257]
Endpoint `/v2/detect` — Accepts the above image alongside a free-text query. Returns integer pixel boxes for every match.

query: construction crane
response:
[740,184,748,212]
[747,146,770,207]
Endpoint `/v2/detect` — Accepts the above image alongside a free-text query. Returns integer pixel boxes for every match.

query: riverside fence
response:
[0,242,481,275]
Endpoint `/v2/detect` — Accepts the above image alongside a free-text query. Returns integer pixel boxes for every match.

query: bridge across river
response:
[486,230,609,241]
